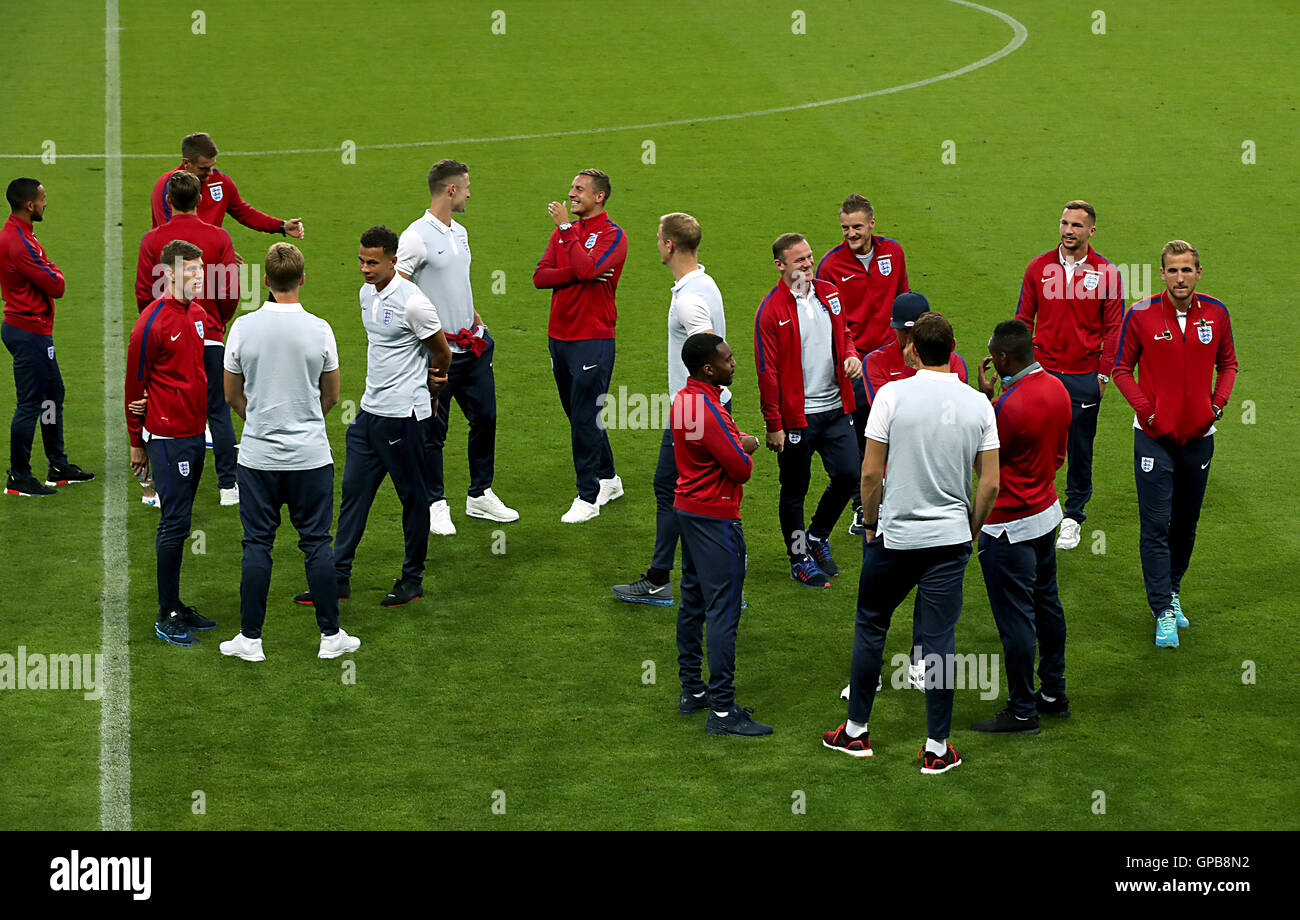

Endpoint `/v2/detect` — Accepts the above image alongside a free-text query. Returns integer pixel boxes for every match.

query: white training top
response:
[396,211,475,352]
[866,369,999,550]
[357,275,442,421]
[667,265,729,405]
[224,301,339,471]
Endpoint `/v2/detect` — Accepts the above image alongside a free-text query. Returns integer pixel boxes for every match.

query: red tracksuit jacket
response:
[532,211,626,340]
[863,339,969,404]
[150,165,284,233]
[125,297,209,447]
[1112,291,1237,445]
[815,237,909,355]
[135,212,240,339]
[672,377,753,520]
[754,278,858,433]
[1015,245,1124,376]
[0,214,65,335]
[985,368,1072,525]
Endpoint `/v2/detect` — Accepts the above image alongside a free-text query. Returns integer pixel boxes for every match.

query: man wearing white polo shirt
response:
[612,212,729,606]
[294,226,451,609]
[219,242,359,661]
[821,312,999,774]
[398,159,517,536]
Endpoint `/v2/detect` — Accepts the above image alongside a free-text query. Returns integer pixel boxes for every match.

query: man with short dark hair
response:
[816,194,910,535]
[1113,240,1236,649]
[533,168,627,523]
[150,132,305,239]
[755,233,862,588]
[126,239,216,645]
[136,169,241,506]
[2,177,93,496]
[220,242,359,661]
[294,226,451,609]
[398,158,517,536]
[822,312,999,774]
[1015,200,1124,550]
[971,319,1073,731]
[672,332,768,736]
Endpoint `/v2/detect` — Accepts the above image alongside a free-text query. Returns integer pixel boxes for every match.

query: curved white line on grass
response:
[0,1,1028,161]
[100,0,132,832]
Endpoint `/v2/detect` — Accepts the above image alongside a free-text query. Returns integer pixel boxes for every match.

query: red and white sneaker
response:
[822,723,873,758]
[918,742,962,774]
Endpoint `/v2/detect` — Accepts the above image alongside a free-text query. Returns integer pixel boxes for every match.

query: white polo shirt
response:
[357,275,442,421]
[667,265,729,405]
[866,369,999,549]
[795,289,839,415]
[396,212,474,352]
[224,301,338,471]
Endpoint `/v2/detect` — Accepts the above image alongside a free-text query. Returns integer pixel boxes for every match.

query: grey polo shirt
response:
[866,368,999,549]
[224,301,339,471]
[396,212,474,352]
[795,289,840,415]
[357,275,443,421]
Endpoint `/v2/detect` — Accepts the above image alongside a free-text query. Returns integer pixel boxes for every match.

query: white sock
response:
[845,720,868,738]
[1040,692,1057,703]
[926,738,948,757]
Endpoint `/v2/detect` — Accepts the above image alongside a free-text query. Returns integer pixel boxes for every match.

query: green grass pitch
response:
[0,0,1297,830]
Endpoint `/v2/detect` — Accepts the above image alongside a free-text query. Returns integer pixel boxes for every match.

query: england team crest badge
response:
[383,308,394,325]
[179,461,191,477]
[1140,457,1154,473]
[47,346,55,360]
[788,432,802,445]
[827,295,842,315]
[1197,324,1213,344]
[877,256,893,277]
[209,183,223,202]
[194,320,204,339]
[1083,270,1100,292]
[585,233,598,250]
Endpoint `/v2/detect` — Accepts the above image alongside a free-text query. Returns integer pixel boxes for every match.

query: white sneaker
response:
[141,493,161,508]
[219,632,265,662]
[429,499,457,535]
[908,660,926,691]
[318,628,360,659]
[596,475,624,506]
[220,485,240,506]
[1056,517,1082,550]
[466,488,519,523]
[561,496,600,523]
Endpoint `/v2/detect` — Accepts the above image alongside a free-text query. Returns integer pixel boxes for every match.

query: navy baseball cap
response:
[891,292,930,328]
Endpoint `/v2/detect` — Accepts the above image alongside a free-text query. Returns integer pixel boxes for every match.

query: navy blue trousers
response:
[1134,429,1214,615]
[237,463,339,639]
[204,345,238,489]
[650,399,731,575]
[776,407,859,559]
[146,434,205,614]
[848,536,971,740]
[548,338,615,503]
[850,375,871,507]
[423,332,497,503]
[676,510,747,710]
[978,528,1067,717]
[2,322,67,475]
[1049,371,1102,523]
[333,410,429,584]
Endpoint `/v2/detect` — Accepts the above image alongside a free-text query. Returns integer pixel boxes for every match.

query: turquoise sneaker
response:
[1155,611,1179,648]
[1171,593,1189,628]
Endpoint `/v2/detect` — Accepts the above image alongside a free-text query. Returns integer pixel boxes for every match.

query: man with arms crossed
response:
[220,243,359,661]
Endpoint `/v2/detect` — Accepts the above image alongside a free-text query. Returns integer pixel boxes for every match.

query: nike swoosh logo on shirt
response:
[779,319,792,327]
[582,364,598,371]
[889,371,903,377]
[437,250,446,255]
[841,274,856,282]
[170,332,182,341]
[1081,402,1097,409]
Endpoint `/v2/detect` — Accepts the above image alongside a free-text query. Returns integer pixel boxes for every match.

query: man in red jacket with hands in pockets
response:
[1112,240,1237,649]
[672,332,769,737]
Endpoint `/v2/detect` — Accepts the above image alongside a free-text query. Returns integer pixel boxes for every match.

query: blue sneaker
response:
[806,536,839,577]
[791,555,831,588]
[1155,611,1179,648]
[1171,593,1189,628]
[155,610,197,647]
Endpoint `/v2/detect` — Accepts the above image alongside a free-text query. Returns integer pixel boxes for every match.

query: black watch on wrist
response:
[1212,403,1223,421]
[558,222,573,232]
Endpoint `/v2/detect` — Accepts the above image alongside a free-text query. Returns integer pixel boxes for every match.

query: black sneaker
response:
[5,472,56,497]
[918,741,963,774]
[678,690,709,715]
[178,604,217,630]
[847,506,866,536]
[294,579,351,606]
[381,578,423,607]
[155,610,197,647]
[612,573,674,607]
[807,536,839,576]
[706,705,773,736]
[46,463,95,486]
[1035,690,1071,718]
[971,708,1040,734]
